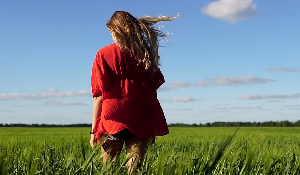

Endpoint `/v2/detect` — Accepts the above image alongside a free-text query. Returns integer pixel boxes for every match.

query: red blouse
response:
[91,43,169,143]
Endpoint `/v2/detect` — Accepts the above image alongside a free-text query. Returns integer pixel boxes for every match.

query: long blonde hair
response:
[106,11,179,74]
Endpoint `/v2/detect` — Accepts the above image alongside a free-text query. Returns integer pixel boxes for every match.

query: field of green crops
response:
[1,127,300,175]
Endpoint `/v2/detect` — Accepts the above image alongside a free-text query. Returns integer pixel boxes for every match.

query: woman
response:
[90,11,178,174]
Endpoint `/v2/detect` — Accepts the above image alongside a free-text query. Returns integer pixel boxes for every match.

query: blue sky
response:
[0,0,299,124]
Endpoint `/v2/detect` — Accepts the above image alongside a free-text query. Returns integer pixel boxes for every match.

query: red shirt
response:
[91,43,169,142]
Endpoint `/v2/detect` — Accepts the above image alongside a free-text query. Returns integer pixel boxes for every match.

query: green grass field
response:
[1,127,300,175]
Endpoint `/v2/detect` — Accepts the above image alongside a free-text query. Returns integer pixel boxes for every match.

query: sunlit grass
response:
[1,127,300,174]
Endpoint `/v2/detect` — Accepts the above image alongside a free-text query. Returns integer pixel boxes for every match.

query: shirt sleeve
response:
[91,52,111,98]
[149,69,165,90]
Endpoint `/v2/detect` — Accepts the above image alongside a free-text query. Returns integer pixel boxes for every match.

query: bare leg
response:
[101,139,124,164]
[125,137,152,175]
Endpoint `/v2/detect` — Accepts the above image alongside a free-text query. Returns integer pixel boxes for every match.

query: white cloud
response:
[285,105,300,108]
[159,97,203,103]
[157,98,166,103]
[170,97,202,102]
[238,94,300,100]
[167,82,194,87]
[0,90,91,101]
[1,86,174,101]
[265,100,284,103]
[157,86,175,92]
[284,105,300,111]
[12,104,36,107]
[168,77,275,88]
[201,0,257,23]
[196,81,208,87]
[290,94,300,98]
[1,114,73,124]
[44,89,60,93]
[165,108,194,111]
[44,101,86,106]
[212,105,263,110]
[0,114,62,119]
[0,109,14,112]
[263,67,300,72]
[196,77,275,87]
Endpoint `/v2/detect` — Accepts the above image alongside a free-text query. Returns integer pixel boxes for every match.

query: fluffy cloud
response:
[1,86,175,101]
[173,108,194,111]
[12,104,36,107]
[44,89,60,92]
[171,97,201,102]
[201,0,257,23]
[157,86,175,92]
[265,100,284,103]
[285,105,300,108]
[0,90,91,101]
[167,82,194,87]
[197,77,275,87]
[168,77,275,87]
[238,94,300,100]
[212,105,263,110]
[284,105,300,111]
[170,97,203,102]
[1,114,73,124]
[44,101,86,106]
[159,97,203,103]
[0,109,14,112]
[263,67,300,72]
[165,108,194,111]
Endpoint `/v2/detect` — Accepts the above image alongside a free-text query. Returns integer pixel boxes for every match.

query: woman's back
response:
[91,43,168,138]
[93,43,162,99]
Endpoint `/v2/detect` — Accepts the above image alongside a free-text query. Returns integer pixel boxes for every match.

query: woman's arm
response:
[92,96,102,132]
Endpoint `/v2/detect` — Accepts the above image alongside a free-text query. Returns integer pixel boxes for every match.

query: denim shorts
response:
[102,129,134,141]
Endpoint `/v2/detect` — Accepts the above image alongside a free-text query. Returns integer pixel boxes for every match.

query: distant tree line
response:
[168,120,300,127]
[1,120,300,127]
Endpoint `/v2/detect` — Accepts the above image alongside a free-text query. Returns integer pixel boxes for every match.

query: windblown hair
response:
[106,11,179,74]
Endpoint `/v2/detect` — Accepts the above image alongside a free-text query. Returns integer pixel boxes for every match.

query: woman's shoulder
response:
[97,43,118,55]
